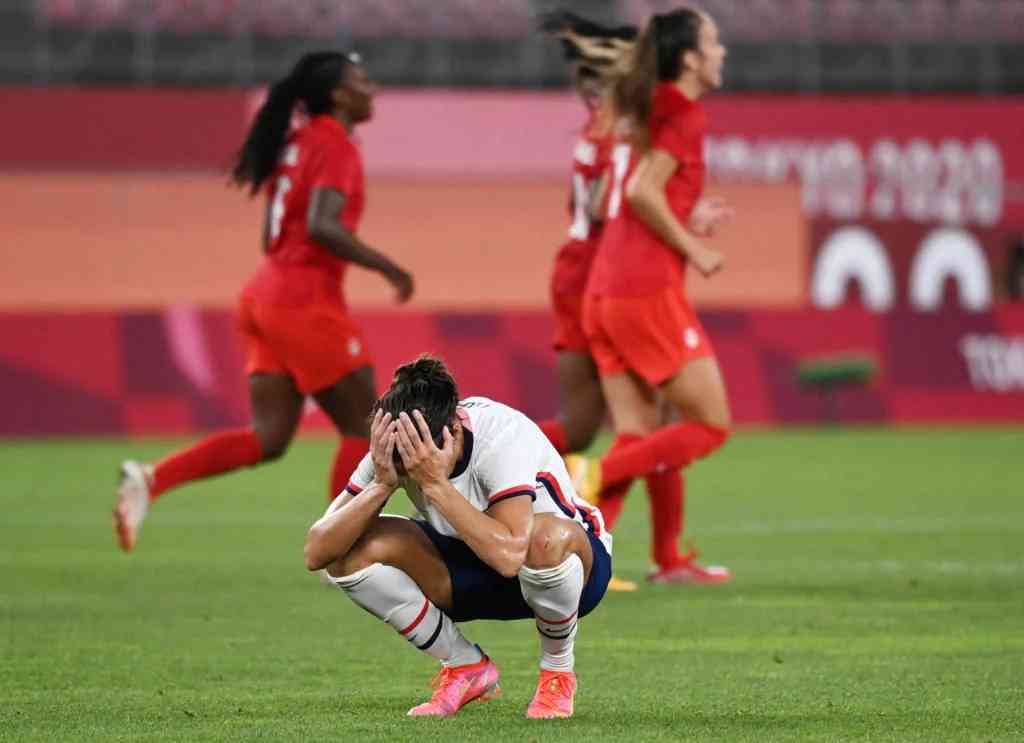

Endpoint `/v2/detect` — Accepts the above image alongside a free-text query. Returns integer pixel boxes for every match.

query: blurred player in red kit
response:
[568,8,736,584]
[537,12,731,586]
[113,51,414,552]
[534,13,640,591]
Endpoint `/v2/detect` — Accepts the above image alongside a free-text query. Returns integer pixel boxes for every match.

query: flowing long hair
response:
[231,51,358,195]
[613,9,703,147]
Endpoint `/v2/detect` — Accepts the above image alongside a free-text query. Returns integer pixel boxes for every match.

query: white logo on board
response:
[683,328,700,349]
[348,338,362,357]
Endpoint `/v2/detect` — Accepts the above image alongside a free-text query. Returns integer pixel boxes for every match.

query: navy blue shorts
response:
[414,520,612,623]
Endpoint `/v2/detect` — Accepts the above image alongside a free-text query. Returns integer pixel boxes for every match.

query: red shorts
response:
[550,240,598,353]
[582,285,714,386]
[237,292,372,394]
[552,291,589,353]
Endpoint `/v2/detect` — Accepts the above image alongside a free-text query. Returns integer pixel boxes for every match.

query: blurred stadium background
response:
[2,2,1023,740]
[3,0,1024,434]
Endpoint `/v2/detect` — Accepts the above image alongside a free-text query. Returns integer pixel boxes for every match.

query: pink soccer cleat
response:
[648,552,732,584]
[407,654,501,718]
[526,669,577,719]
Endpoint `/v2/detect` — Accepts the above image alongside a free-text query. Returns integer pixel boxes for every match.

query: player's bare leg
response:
[325,515,499,717]
[518,514,594,719]
[313,364,375,499]
[114,372,302,552]
[545,353,638,591]
[563,371,658,591]
[567,370,659,501]
[548,351,606,453]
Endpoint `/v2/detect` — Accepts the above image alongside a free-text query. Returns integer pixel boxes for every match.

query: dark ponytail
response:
[231,51,355,195]
[614,8,703,147]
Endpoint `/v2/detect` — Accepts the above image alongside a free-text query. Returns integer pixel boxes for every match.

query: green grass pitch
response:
[2,428,1022,742]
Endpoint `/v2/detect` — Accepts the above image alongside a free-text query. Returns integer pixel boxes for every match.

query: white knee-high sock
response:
[332,562,482,667]
[518,554,584,672]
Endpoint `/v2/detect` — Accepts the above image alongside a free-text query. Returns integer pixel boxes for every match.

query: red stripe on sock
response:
[399,598,430,636]
[536,609,578,625]
[151,429,263,499]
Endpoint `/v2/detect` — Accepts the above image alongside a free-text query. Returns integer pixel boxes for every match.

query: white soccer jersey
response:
[343,396,612,555]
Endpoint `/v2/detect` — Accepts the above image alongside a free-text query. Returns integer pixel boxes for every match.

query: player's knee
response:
[693,401,731,431]
[259,436,291,461]
[325,536,378,578]
[328,523,405,577]
[524,518,575,569]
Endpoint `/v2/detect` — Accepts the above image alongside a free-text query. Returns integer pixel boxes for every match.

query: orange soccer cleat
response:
[407,654,501,718]
[564,455,602,505]
[606,575,639,592]
[526,669,577,719]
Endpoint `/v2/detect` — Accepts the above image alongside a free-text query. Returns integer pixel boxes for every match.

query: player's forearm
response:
[627,184,700,260]
[304,481,393,571]
[423,483,530,579]
[309,222,400,276]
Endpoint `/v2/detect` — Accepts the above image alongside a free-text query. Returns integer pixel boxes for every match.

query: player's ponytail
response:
[614,8,703,148]
[231,51,354,195]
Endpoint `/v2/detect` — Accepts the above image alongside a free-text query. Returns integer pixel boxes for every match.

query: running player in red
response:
[533,14,641,591]
[113,51,414,552]
[537,12,729,587]
[535,12,634,459]
[569,8,736,585]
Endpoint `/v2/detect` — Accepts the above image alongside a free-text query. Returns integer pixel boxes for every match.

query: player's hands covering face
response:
[394,410,456,491]
[369,409,400,490]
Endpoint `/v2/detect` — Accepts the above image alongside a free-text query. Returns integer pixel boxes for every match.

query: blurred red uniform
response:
[238,114,373,394]
[550,116,612,353]
[584,83,715,385]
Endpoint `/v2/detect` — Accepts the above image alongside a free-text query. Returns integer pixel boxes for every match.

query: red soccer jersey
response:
[587,83,707,297]
[263,115,365,287]
[551,117,613,298]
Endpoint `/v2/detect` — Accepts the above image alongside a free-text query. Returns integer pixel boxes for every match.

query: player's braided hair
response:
[231,50,360,195]
[614,8,704,147]
[374,355,460,451]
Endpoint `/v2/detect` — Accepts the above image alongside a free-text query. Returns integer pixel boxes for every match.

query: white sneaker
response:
[114,460,152,552]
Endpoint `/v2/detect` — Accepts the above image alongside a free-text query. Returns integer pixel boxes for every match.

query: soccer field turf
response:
[2,428,1022,742]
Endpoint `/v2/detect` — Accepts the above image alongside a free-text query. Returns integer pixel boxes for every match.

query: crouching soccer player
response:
[304,356,612,718]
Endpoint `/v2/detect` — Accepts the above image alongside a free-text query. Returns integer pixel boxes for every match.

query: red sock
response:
[600,422,729,487]
[595,433,641,530]
[537,419,569,454]
[329,436,370,501]
[151,429,263,500]
[646,469,685,569]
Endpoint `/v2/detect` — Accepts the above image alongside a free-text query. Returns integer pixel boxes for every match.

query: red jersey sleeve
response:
[652,106,703,164]
[307,139,361,198]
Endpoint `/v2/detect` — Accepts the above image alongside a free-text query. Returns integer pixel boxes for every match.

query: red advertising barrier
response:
[3,305,1023,436]
[3,89,1023,433]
